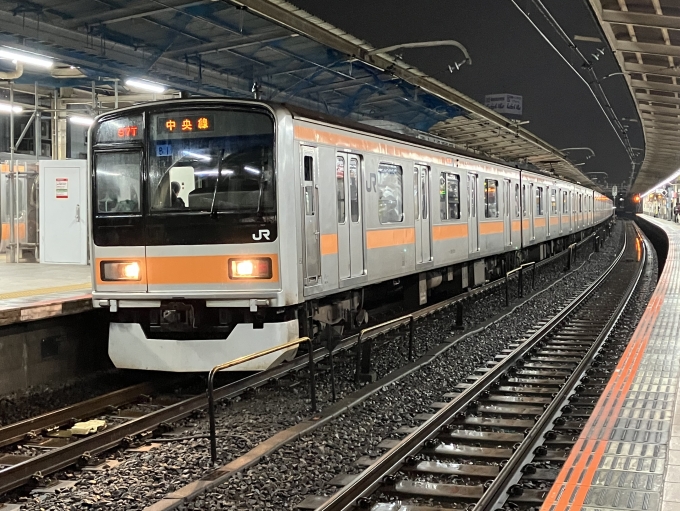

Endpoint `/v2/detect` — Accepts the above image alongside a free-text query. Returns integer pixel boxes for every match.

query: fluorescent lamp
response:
[125,78,166,93]
[0,102,22,114]
[70,115,94,126]
[640,167,680,197]
[0,48,53,69]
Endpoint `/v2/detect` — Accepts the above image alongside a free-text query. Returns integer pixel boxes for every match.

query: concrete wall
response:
[0,310,111,395]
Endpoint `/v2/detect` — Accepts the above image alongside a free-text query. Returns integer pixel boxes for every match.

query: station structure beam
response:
[590,0,680,193]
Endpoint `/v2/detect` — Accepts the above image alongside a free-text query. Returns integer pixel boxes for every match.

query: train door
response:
[546,186,551,238]
[302,147,321,287]
[414,164,432,263]
[504,179,511,246]
[468,173,479,253]
[347,154,365,277]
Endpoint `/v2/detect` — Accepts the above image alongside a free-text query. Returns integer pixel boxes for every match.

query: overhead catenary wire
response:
[509,0,635,166]
[529,0,636,163]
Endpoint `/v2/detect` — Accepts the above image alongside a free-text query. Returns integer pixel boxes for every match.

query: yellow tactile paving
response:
[0,282,91,300]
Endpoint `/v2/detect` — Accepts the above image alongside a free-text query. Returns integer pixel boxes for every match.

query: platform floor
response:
[0,260,92,325]
[541,215,680,511]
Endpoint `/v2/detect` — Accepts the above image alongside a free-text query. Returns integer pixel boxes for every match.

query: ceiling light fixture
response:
[0,102,23,113]
[125,78,166,93]
[0,47,53,69]
[640,168,680,197]
[69,115,94,126]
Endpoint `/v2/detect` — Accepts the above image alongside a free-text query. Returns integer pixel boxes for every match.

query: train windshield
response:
[148,108,275,220]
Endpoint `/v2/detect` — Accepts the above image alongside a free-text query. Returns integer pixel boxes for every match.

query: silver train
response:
[88,99,613,372]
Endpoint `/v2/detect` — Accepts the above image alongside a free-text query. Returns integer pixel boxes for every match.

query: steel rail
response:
[0,381,161,449]
[474,224,646,511]
[315,225,630,511]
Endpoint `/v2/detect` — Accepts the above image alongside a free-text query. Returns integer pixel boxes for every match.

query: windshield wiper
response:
[209,149,225,219]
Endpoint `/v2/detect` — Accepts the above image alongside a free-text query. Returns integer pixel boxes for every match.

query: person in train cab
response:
[171,181,186,208]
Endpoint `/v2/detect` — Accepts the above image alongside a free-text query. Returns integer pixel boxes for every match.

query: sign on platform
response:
[56,177,68,199]
[611,185,618,196]
[484,93,523,115]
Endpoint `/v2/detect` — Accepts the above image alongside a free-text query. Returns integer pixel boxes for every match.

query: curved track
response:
[310,221,645,511]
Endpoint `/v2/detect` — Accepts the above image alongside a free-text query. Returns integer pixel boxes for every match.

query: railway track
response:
[305,222,645,511]
[0,225,611,497]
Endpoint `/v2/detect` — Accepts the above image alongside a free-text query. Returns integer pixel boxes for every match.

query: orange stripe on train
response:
[146,254,280,284]
[295,126,454,167]
[320,234,338,255]
[479,221,504,235]
[96,255,280,285]
[432,224,467,240]
[366,228,415,249]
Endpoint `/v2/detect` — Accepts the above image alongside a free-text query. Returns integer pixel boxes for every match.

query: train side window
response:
[349,157,360,222]
[550,189,557,215]
[484,179,498,218]
[377,162,403,223]
[439,172,460,220]
[414,168,420,221]
[535,186,544,215]
[579,195,582,212]
[421,168,429,220]
[522,184,528,217]
[562,191,568,213]
[95,151,142,214]
[514,183,520,217]
[336,156,346,223]
[304,155,314,215]
[304,155,313,182]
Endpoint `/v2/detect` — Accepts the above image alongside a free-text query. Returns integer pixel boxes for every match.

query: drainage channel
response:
[301,222,644,511]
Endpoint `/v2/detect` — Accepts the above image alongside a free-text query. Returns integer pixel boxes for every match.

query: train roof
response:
[93,98,602,192]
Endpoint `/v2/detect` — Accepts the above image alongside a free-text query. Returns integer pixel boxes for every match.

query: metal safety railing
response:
[504,262,536,305]
[207,337,315,464]
[354,314,415,385]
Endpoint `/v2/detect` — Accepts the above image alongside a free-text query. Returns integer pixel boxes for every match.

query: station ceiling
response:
[590,0,680,193]
[0,0,597,187]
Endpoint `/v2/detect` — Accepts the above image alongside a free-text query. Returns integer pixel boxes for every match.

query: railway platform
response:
[0,261,91,327]
[541,214,680,511]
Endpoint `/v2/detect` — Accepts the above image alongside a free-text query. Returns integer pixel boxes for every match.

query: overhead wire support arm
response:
[528,0,636,162]
[510,0,636,164]
[367,40,471,62]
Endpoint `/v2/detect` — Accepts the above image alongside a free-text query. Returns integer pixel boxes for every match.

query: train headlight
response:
[228,258,272,279]
[101,261,141,281]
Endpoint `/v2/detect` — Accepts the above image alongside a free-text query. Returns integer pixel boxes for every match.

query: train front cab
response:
[89,101,300,372]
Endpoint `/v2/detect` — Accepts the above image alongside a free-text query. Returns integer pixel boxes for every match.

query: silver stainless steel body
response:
[88,99,613,372]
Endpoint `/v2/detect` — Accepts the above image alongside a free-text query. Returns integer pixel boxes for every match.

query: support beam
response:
[163,31,292,59]
[602,9,680,31]
[631,79,680,94]
[636,92,680,107]
[624,62,680,78]
[62,0,211,28]
[615,40,680,60]
[638,104,680,116]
